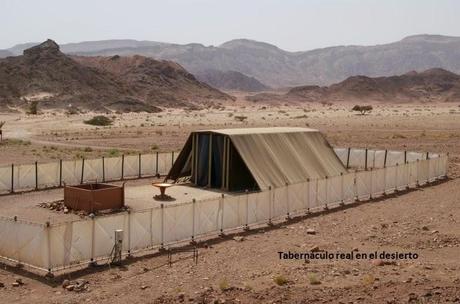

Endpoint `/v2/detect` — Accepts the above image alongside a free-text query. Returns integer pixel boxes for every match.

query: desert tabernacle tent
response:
[166,127,347,192]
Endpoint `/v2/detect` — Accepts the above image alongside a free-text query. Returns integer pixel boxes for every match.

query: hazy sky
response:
[1,0,459,51]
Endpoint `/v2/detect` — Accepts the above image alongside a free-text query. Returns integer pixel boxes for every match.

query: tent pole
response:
[221,136,227,190]
[194,134,198,184]
[207,133,213,187]
[191,133,195,184]
[225,137,230,191]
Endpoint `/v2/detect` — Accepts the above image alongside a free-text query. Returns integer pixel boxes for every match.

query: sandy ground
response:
[0,101,459,303]
[0,178,231,224]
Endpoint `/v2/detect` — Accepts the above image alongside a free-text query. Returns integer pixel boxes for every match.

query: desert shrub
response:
[84,115,113,126]
[218,278,230,291]
[352,105,373,115]
[273,275,288,286]
[108,149,120,156]
[28,100,39,115]
[66,106,80,115]
[308,273,321,285]
[234,115,248,122]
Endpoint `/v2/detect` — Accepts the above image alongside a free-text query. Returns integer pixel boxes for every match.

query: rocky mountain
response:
[194,69,269,92]
[4,34,460,87]
[0,40,232,112]
[247,68,460,103]
[0,50,13,58]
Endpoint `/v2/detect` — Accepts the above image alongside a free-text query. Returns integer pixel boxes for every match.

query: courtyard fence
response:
[0,148,441,194]
[0,152,179,194]
[0,148,448,273]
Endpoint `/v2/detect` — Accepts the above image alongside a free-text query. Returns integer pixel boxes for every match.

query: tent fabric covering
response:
[168,127,347,191]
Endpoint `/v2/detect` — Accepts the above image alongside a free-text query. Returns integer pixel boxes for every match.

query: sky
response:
[0,0,459,51]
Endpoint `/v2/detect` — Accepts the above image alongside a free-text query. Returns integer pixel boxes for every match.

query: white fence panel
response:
[163,203,193,244]
[326,175,342,205]
[13,164,35,191]
[140,154,155,177]
[273,186,288,218]
[356,171,371,200]
[287,183,307,215]
[37,162,60,188]
[62,160,83,185]
[342,173,355,203]
[104,157,122,181]
[93,213,129,259]
[371,168,385,197]
[0,166,12,192]
[349,149,366,168]
[0,219,48,270]
[247,191,270,225]
[83,159,103,182]
[333,148,348,166]
[157,153,172,175]
[396,164,408,190]
[222,195,246,230]
[194,198,221,237]
[387,151,405,166]
[124,155,139,178]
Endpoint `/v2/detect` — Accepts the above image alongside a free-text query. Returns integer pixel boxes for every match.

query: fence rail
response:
[0,148,448,274]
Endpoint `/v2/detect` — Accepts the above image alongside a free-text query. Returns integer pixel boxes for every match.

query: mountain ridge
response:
[3,34,460,88]
[0,40,232,112]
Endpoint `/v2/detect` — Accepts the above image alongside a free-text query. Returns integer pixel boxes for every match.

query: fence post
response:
[121,154,125,180]
[35,161,38,190]
[384,150,388,168]
[426,152,429,160]
[10,163,14,193]
[353,172,357,201]
[245,190,250,230]
[395,163,399,191]
[149,208,154,247]
[127,210,131,257]
[369,168,373,199]
[102,156,105,182]
[191,198,196,243]
[382,165,387,195]
[340,173,344,205]
[80,158,85,184]
[171,151,174,168]
[268,186,273,225]
[219,194,225,236]
[324,176,329,210]
[155,152,159,176]
[305,179,310,212]
[46,221,52,275]
[365,148,368,171]
[138,153,142,179]
[160,203,164,249]
[59,159,63,187]
[285,183,290,219]
[404,150,407,164]
[90,216,95,265]
[346,148,351,168]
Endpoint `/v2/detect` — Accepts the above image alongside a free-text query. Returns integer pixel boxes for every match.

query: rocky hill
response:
[193,69,269,92]
[247,68,460,103]
[5,35,460,87]
[0,40,232,112]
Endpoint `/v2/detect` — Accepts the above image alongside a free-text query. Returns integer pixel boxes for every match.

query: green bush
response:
[84,115,113,126]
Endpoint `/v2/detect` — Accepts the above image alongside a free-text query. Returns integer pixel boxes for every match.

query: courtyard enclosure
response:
[0,146,448,273]
[0,152,179,194]
[167,127,346,191]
